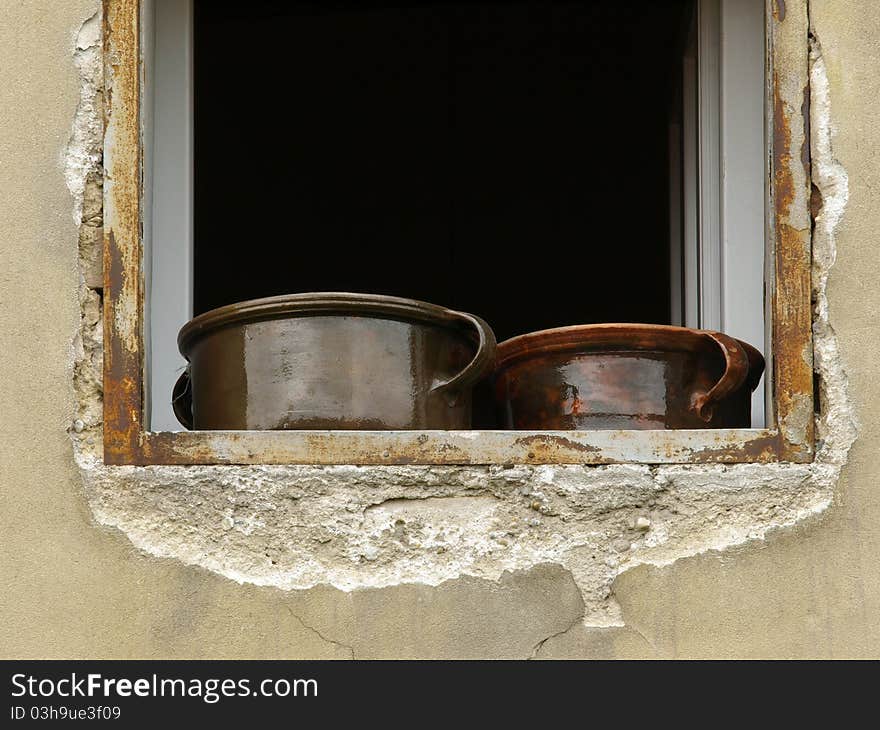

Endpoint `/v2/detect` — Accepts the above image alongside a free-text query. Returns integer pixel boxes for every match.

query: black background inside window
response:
[194,0,690,341]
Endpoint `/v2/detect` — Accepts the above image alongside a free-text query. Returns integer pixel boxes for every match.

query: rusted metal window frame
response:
[102,0,813,466]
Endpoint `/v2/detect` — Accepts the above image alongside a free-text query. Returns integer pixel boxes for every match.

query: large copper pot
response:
[172,293,496,430]
[492,324,764,430]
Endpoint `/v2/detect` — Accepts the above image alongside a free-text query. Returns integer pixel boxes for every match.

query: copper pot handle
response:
[172,368,194,429]
[691,331,752,422]
[431,310,497,404]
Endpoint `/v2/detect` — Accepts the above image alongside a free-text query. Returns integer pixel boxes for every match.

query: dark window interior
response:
[194,0,691,342]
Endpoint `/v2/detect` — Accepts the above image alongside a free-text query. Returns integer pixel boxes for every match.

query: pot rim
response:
[495,323,763,372]
[178,291,477,355]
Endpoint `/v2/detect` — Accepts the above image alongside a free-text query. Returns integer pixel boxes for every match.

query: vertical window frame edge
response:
[101,0,814,466]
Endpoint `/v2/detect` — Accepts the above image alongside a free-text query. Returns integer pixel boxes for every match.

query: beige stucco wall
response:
[1,0,877,658]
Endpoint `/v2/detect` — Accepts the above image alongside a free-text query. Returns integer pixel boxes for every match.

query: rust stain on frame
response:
[769,0,814,461]
[103,0,145,464]
[139,429,782,466]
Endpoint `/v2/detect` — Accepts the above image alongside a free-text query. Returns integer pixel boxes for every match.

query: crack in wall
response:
[285,606,356,660]
[528,610,586,660]
[68,11,856,634]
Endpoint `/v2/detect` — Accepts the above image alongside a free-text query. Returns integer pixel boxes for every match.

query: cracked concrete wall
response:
[1,0,877,658]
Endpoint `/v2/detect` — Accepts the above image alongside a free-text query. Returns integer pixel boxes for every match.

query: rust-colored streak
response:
[103,231,142,463]
[692,433,779,463]
[102,0,146,465]
[770,12,815,463]
[514,434,602,456]
[773,74,794,221]
[773,218,814,460]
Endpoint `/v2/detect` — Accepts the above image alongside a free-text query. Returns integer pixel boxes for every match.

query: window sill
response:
[115,427,804,466]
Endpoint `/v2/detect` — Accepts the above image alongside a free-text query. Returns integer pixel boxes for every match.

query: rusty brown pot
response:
[173,293,496,430]
[492,324,764,430]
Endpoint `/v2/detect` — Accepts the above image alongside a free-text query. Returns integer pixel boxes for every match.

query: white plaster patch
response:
[69,20,856,629]
[63,9,103,226]
[809,32,858,463]
[73,455,838,626]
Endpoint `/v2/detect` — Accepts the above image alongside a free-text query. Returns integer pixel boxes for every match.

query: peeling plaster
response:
[67,9,104,436]
[63,10,102,227]
[69,17,856,630]
[808,30,857,462]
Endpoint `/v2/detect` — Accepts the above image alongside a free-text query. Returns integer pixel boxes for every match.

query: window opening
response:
[113,0,806,467]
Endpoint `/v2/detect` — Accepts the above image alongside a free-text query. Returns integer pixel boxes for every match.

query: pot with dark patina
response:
[492,324,764,430]
[172,292,496,430]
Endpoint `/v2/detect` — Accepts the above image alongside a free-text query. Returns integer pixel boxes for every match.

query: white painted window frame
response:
[145,0,767,430]
[673,0,767,426]
[142,0,194,432]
